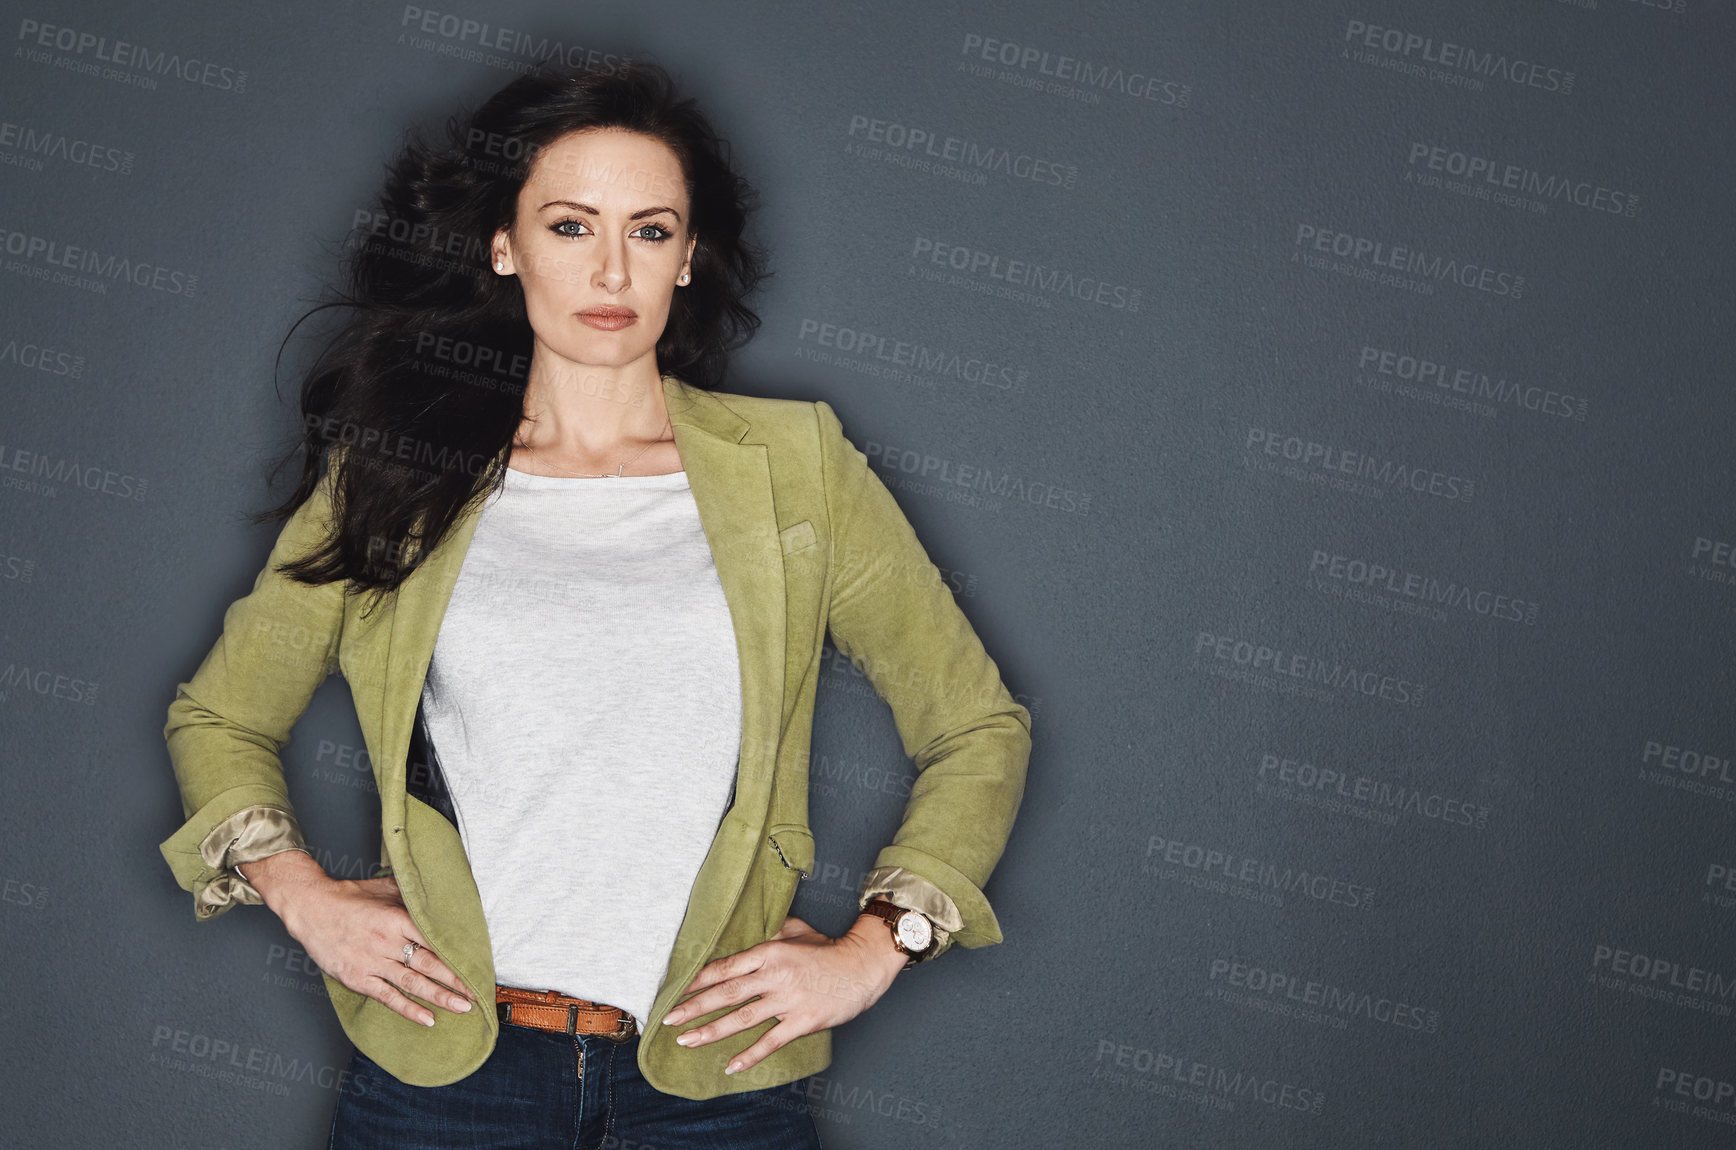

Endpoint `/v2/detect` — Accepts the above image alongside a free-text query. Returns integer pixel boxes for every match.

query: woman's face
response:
[494,127,696,374]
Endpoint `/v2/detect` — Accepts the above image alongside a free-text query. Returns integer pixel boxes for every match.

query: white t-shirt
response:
[419,465,744,1032]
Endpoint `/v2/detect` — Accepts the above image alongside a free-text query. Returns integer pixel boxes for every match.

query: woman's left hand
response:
[661,913,909,1077]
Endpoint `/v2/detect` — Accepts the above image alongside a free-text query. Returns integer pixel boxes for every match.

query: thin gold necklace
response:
[518,413,675,478]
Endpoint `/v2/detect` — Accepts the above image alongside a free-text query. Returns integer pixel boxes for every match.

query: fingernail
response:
[725,1061,741,1075]
[454,998,471,1012]
[675,1033,693,1045]
[422,1016,435,1027]
[662,1014,679,1025]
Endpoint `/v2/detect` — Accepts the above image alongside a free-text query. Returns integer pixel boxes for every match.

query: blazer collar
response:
[375,371,787,832]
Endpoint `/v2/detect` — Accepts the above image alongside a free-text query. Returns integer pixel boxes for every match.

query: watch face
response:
[895,910,933,952]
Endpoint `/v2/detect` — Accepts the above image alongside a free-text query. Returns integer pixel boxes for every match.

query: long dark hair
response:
[258,56,770,611]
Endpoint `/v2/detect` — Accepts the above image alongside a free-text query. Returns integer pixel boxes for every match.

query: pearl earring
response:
[678,273,689,284]
[495,259,504,272]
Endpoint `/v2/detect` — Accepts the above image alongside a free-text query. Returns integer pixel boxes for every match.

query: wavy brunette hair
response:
[257,57,770,610]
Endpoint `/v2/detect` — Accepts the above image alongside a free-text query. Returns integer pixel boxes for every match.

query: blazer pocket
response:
[764,823,815,937]
[767,824,814,878]
[779,520,817,554]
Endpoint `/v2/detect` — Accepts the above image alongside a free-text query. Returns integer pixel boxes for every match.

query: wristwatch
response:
[862,898,937,969]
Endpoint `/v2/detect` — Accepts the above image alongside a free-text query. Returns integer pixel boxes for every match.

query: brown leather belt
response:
[495,984,638,1042]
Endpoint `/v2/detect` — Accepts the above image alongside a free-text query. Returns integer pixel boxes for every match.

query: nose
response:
[593,233,629,292]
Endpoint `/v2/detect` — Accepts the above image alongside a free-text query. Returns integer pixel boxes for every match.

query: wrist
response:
[849,913,911,983]
[243,849,329,918]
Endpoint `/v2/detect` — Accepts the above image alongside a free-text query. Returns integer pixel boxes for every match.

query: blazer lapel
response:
[373,372,786,839]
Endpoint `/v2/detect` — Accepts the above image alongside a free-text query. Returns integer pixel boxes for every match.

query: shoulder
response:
[704,388,820,424]
[701,388,844,446]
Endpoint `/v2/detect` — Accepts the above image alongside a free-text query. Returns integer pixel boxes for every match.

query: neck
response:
[515,354,671,458]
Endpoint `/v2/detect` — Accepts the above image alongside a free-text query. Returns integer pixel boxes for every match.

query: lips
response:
[576,306,637,332]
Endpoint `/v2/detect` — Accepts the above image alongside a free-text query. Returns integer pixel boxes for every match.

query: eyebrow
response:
[538,200,682,222]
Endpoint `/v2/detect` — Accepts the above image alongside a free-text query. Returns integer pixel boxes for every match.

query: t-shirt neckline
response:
[502,466,689,489]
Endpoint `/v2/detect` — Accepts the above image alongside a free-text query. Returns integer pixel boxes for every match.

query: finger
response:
[393,959,476,1014]
[673,952,770,1021]
[674,972,765,1031]
[395,918,479,1003]
[681,946,763,996]
[724,1018,807,1077]
[676,991,778,1048]
[365,970,438,1027]
[680,954,737,997]
[399,940,478,1007]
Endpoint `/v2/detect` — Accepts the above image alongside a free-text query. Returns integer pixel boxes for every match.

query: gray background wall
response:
[3,1,1732,1146]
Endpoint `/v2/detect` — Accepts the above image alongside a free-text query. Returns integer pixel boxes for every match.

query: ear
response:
[492,227,515,276]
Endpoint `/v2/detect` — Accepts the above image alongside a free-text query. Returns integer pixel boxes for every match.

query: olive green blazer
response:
[158,372,1032,1098]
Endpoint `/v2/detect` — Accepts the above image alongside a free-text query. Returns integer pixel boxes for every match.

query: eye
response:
[547,219,673,242]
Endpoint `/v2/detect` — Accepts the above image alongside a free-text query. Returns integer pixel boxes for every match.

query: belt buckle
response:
[557,1002,635,1043]
[602,1010,636,1043]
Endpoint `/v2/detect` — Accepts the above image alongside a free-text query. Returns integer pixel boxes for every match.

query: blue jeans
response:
[326,1021,825,1149]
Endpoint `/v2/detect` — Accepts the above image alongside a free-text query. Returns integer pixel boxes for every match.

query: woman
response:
[158,59,1031,1148]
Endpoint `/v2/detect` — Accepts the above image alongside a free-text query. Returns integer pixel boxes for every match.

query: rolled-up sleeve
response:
[816,400,1032,957]
[159,453,345,920]
[857,865,961,962]
[194,803,316,917]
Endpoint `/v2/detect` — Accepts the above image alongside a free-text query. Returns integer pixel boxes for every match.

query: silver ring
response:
[401,941,421,965]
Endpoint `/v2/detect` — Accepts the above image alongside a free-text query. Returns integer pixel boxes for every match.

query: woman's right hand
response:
[242,850,479,1027]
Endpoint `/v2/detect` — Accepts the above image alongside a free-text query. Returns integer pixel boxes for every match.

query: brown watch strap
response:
[863,898,931,966]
